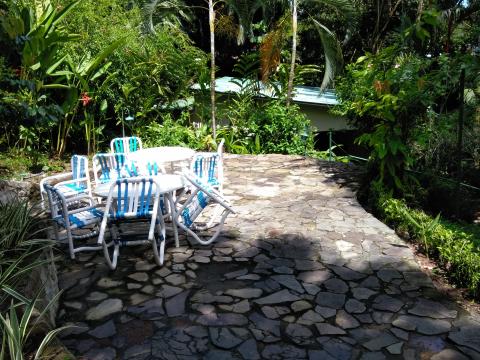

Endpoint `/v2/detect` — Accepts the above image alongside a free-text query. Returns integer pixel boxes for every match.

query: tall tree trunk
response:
[209,0,216,139]
[416,0,424,21]
[286,0,297,106]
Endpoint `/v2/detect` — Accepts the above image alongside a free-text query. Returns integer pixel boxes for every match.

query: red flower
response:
[81,92,92,107]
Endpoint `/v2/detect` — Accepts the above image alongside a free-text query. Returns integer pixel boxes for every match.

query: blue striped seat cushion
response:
[55,208,104,229]
[181,191,210,228]
[55,183,87,197]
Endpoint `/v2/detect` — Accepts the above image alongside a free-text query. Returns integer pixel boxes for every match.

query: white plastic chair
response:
[97,177,167,270]
[44,183,103,259]
[110,136,143,154]
[92,153,138,186]
[190,139,225,194]
[40,155,92,210]
[176,171,234,245]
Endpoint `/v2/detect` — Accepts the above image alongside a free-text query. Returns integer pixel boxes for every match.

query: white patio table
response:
[127,146,196,174]
[93,174,185,247]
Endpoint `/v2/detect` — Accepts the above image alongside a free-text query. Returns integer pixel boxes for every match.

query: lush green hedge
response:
[377,194,480,297]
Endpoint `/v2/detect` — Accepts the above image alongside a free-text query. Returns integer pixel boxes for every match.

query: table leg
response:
[166,192,179,247]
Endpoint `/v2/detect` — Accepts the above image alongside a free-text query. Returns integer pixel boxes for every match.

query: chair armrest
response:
[202,187,235,214]
[55,177,89,187]
[181,171,235,214]
[65,193,95,204]
[40,172,72,190]
[45,172,72,181]
[67,203,104,215]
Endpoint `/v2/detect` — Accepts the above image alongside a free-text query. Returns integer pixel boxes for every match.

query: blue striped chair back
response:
[192,154,220,186]
[147,161,160,176]
[71,155,88,180]
[107,178,160,220]
[93,153,137,185]
[110,137,142,154]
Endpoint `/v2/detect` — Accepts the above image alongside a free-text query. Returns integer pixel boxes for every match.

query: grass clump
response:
[376,193,480,297]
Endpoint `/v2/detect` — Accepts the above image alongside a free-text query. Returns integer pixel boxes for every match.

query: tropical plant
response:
[0,0,80,155]
[0,199,53,303]
[223,0,266,45]
[255,100,312,154]
[56,38,125,156]
[0,291,67,360]
[0,0,80,82]
[378,194,480,297]
[0,196,66,359]
[221,96,313,154]
[257,0,353,105]
[141,0,191,34]
[137,112,214,150]
[336,46,433,191]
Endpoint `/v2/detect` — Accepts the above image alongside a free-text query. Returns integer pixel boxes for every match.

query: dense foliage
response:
[0,0,208,159]
[374,189,480,297]
[2,0,480,356]
[335,2,480,221]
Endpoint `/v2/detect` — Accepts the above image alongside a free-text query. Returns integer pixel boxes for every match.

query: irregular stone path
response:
[57,154,480,359]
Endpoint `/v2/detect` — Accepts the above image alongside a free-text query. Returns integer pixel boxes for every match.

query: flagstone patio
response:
[57,154,480,359]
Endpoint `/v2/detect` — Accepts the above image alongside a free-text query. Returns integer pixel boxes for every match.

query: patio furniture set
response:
[39,137,234,270]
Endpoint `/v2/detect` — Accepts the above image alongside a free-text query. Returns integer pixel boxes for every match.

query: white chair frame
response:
[175,171,234,246]
[190,138,225,194]
[97,177,168,270]
[40,155,92,210]
[44,184,102,259]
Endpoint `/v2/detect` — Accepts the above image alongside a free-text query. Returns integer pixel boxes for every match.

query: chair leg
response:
[152,235,165,266]
[66,227,75,260]
[167,193,179,247]
[177,209,231,246]
[103,225,119,270]
[152,211,166,266]
[52,222,60,242]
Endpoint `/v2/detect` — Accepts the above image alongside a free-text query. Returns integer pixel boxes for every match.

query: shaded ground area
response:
[57,154,480,359]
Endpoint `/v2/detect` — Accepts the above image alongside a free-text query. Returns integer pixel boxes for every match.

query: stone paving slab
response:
[57,154,480,359]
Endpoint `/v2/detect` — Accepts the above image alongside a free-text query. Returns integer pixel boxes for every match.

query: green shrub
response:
[137,113,214,150]
[220,98,313,155]
[377,194,480,297]
[255,101,312,155]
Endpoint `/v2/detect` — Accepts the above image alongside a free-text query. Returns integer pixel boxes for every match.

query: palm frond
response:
[142,0,190,34]
[224,0,266,44]
[312,18,343,89]
[216,14,238,40]
[259,16,290,82]
[305,0,356,21]
[306,0,357,46]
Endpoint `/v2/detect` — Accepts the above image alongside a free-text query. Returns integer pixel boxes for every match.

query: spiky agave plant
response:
[0,198,65,359]
[0,199,53,305]
[0,291,68,360]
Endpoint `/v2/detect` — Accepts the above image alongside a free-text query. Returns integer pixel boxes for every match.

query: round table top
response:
[127,147,196,165]
[93,174,185,198]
